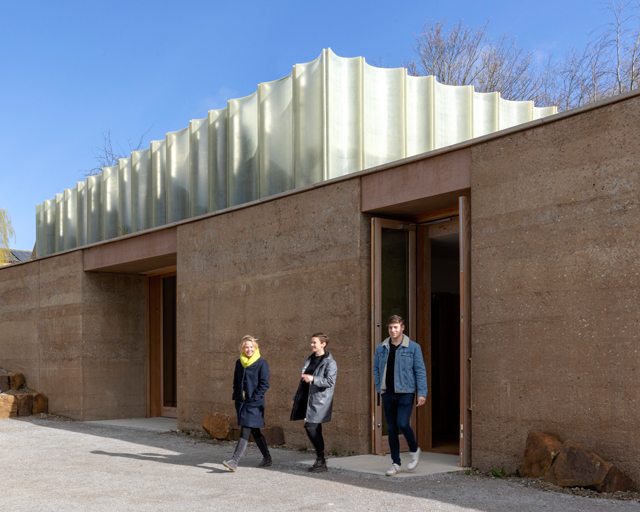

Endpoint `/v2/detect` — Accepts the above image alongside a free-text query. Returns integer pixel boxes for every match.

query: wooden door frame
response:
[146,270,177,419]
[370,203,471,466]
[371,217,417,455]
[459,196,472,467]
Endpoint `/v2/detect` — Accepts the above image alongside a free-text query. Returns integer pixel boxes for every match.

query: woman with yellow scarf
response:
[223,335,271,471]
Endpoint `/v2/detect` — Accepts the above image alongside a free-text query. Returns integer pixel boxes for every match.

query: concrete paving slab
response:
[303,451,463,478]
[84,417,178,432]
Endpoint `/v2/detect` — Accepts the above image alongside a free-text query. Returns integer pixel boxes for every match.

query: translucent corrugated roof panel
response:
[35,49,557,257]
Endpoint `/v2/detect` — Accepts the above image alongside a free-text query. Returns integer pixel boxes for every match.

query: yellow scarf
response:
[240,348,261,368]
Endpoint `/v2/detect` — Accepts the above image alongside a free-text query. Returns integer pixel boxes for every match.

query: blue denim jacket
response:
[373,335,428,397]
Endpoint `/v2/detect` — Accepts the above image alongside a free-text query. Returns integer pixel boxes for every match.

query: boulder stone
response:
[522,431,563,478]
[202,413,237,440]
[0,395,18,418]
[228,425,242,442]
[0,374,9,391]
[261,426,285,446]
[546,440,612,489]
[32,393,48,415]
[9,373,25,390]
[228,426,284,445]
[597,465,635,493]
[15,393,33,417]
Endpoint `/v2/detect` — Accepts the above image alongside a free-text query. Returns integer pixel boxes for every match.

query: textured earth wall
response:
[470,95,640,486]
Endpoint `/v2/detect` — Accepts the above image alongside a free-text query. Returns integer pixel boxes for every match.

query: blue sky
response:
[1,0,609,249]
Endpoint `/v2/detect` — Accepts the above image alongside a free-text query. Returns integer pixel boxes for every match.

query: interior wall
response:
[471,95,640,485]
[176,179,372,453]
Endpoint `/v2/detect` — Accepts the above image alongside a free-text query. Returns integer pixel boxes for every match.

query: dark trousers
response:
[304,422,324,459]
[382,391,418,465]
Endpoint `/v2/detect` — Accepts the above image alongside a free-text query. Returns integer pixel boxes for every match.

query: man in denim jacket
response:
[373,314,428,476]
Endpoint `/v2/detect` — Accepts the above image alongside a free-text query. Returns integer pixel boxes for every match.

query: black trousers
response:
[304,422,324,459]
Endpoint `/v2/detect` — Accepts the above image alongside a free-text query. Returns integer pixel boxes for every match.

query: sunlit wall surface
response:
[35,49,557,257]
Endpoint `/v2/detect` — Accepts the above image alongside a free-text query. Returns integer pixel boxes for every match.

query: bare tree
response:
[394,6,640,112]
[0,207,15,265]
[82,126,153,176]
[403,18,549,103]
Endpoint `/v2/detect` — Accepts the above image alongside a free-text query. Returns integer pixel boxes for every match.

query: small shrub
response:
[490,466,506,478]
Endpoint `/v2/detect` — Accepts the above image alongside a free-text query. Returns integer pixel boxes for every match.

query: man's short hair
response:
[311,332,330,347]
[387,315,404,326]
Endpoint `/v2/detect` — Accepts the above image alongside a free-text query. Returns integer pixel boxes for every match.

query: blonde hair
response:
[240,335,259,352]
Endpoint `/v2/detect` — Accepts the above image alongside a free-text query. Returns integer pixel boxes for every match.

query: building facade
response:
[1,88,639,485]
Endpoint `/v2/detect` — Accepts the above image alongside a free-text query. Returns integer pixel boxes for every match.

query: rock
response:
[261,426,285,446]
[0,395,18,418]
[546,440,612,489]
[15,393,33,417]
[522,431,563,478]
[202,413,237,440]
[228,426,285,445]
[597,465,635,493]
[32,393,48,415]
[228,425,242,442]
[0,374,9,391]
[9,373,25,390]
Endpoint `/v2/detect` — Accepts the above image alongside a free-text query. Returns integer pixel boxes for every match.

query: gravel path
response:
[1,417,637,512]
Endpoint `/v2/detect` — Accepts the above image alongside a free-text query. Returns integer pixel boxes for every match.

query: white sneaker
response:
[386,463,401,476]
[407,447,421,470]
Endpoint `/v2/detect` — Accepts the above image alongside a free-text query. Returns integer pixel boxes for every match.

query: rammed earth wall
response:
[0,251,146,420]
[176,179,372,453]
[470,94,640,486]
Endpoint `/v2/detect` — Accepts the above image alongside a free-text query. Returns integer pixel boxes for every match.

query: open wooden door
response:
[372,218,416,455]
[459,196,472,466]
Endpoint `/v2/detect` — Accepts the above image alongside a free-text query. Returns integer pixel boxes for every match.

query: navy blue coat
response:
[232,358,270,428]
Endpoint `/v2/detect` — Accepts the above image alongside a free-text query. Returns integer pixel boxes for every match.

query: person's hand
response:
[291,400,294,407]
[417,396,426,407]
[301,374,314,383]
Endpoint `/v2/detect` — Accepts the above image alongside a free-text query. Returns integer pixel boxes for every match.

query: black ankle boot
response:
[254,434,272,467]
[307,458,327,472]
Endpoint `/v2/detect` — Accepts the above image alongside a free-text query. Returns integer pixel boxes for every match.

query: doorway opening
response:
[371,196,472,466]
[430,234,460,455]
[147,271,178,418]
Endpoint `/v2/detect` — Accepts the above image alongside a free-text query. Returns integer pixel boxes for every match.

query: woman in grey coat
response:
[290,332,337,472]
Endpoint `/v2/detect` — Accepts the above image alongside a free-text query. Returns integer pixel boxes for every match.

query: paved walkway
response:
[303,451,463,478]
[2,417,636,512]
[84,417,178,432]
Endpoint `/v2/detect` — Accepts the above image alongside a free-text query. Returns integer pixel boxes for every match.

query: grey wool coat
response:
[290,352,338,424]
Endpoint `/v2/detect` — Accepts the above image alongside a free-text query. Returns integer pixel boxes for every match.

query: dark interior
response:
[162,275,177,409]
[430,233,460,455]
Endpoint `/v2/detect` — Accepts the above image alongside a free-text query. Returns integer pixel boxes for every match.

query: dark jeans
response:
[382,391,418,465]
[304,422,324,459]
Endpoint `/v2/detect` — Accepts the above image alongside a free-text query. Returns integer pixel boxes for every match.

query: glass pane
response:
[381,228,409,336]
[162,276,177,408]
[380,227,410,436]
